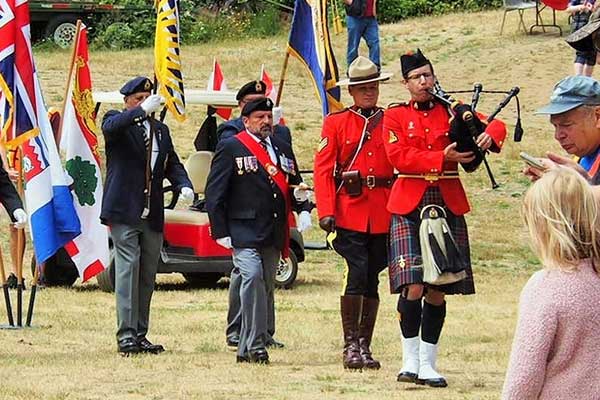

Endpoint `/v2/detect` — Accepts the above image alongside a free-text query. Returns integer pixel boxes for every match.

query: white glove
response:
[297,211,312,233]
[216,236,232,249]
[273,106,283,125]
[180,187,194,201]
[293,182,311,202]
[140,94,162,115]
[12,208,27,229]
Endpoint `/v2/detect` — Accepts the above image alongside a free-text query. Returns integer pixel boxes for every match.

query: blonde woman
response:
[502,167,600,399]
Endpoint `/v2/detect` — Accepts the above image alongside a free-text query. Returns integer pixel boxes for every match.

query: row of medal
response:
[235,155,297,176]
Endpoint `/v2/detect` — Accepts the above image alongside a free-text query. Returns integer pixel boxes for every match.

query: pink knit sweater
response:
[502,259,600,399]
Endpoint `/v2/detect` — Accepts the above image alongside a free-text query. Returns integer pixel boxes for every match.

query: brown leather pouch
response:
[341,170,362,197]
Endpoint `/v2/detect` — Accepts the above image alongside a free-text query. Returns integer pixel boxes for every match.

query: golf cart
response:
[38,89,306,290]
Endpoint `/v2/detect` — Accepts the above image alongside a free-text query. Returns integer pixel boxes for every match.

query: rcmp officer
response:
[384,50,506,387]
[314,56,394,370]
[101,76,193,355]
[220,80,312,350]
[206,97,309,364]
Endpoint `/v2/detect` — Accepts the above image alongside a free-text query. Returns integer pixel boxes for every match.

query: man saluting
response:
[101,76,193,355]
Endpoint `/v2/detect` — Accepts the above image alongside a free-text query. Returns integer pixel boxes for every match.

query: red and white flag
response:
[59,23,108,282]
[260,64,278,103]
[207,58,232,120]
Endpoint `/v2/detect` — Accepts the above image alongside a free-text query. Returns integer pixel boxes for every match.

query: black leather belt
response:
[361,175,394,189]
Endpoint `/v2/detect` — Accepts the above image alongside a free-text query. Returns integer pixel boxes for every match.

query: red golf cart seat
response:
[164,151,229,256]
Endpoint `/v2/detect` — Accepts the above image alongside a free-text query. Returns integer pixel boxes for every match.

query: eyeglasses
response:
[406,72,434,81]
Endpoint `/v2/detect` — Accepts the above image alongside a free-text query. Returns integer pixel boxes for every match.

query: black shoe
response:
[250,349,269,364]
[397,371,418,383]
[6,273,18,289]
[236,349,269,364]
[137,337,165,354]
[266,339,285,349]
[226,336,239,349]
[118,338,140,355]
[415,377,448,388]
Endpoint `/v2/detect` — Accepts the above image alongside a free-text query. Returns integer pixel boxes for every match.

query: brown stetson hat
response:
[337,56,393,86]
[566,8,600,52]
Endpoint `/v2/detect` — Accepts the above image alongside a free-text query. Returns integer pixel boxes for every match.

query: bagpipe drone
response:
[428,81,523,189]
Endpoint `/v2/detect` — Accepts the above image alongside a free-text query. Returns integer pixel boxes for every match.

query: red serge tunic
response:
[314,108,394,234]
[383,101,507,216]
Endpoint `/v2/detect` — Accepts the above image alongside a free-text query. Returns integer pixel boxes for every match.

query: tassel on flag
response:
[207,58,232,120]
[59,22,109,282]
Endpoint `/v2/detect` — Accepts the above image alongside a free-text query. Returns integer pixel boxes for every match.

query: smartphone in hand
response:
[520,152,547,171]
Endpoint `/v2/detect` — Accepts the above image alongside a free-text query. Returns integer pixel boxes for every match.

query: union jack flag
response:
[0,0,81,264]
[0,0,40,147]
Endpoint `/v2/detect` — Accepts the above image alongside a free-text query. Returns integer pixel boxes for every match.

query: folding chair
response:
[500,0,537,34]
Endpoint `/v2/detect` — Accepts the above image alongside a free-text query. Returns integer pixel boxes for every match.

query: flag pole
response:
[0,243,14,326]
[57,20,83,148]
[275,51,290,107]
[15,147,24,327]
[25,263,38,327]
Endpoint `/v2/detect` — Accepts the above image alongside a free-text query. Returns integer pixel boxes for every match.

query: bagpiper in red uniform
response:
[314,56,394,371]
[385,50,506,387]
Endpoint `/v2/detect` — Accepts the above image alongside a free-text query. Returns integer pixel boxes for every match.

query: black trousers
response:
[332,227,388,298]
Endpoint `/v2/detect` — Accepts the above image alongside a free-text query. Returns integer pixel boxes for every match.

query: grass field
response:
[0,7,579,399]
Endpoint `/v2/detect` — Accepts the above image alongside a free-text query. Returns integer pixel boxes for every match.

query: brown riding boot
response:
[341,295,364,370]
[358,297,381,370]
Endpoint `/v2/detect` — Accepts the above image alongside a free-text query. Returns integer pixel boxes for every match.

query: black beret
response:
[120,76,153,96]
[400,49,433,78]
[236,80,267,101]
[241,97,273,117]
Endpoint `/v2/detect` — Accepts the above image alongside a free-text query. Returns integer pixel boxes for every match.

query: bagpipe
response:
[427,81,523,189]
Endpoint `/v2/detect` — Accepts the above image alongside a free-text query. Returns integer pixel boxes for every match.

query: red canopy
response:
[542,0,568,10]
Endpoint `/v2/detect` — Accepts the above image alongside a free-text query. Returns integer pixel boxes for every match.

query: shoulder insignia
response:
[318,137,328,152]
[387,102,409,109]
[389,130,398,143]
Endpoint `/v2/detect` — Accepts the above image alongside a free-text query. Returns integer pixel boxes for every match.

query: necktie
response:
[143,127,150,151]
[260,139,268,152]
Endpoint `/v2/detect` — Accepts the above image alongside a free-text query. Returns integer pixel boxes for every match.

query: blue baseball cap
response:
[536,76,600,115]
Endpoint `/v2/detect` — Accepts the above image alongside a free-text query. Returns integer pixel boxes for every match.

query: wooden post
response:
[57,20,83,148]
[275,51,291,107]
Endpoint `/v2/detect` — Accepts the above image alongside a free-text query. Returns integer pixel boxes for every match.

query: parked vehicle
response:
[30,0,149,48]
[36,89,307,290]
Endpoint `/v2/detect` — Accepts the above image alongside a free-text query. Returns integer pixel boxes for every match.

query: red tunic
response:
[383,101,507,216]
[314,108,394,234]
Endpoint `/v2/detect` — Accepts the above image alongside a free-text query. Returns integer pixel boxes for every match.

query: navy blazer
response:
[217,117,293,146]
[101,106,192,232]
[205,133,302,250]
[0,157,22,221]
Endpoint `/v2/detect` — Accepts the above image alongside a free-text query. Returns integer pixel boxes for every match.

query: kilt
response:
[388,187,475,295]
